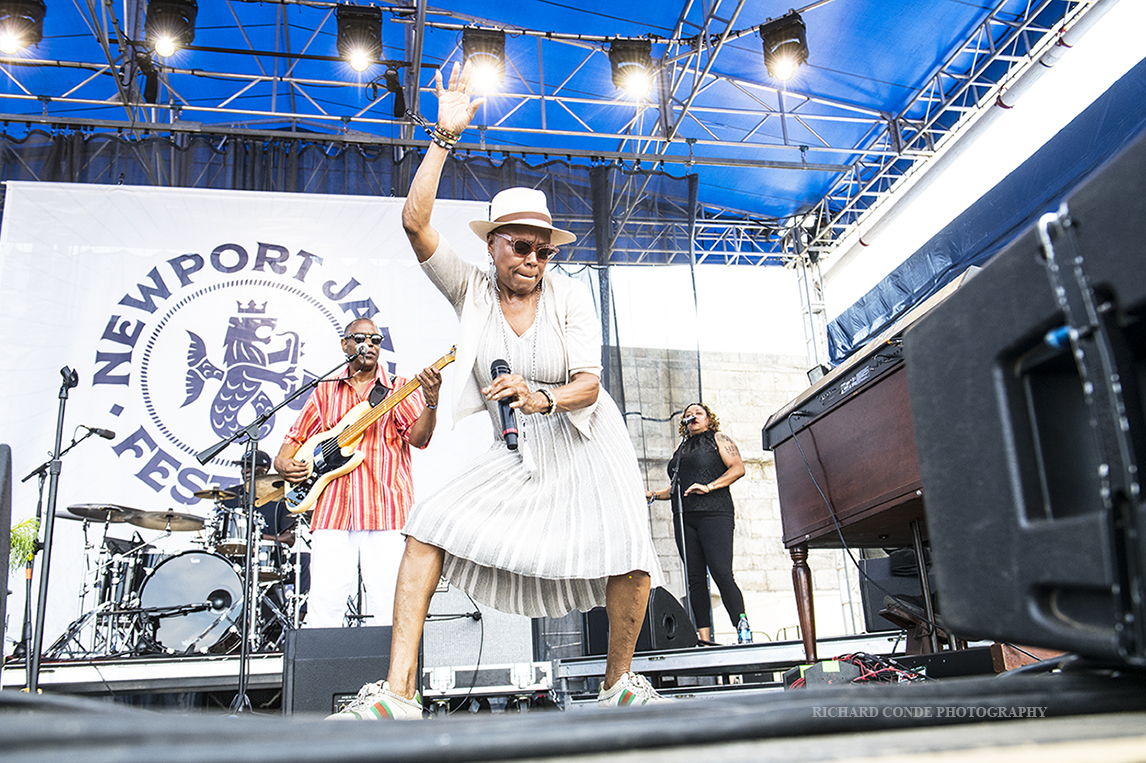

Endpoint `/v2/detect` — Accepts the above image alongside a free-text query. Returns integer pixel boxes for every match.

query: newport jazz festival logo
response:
[90,241,394,507]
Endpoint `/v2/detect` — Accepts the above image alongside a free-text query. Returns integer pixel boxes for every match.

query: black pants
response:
[672,511,746,630]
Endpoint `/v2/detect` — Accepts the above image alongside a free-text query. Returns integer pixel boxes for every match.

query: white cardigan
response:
[420,237,603,440]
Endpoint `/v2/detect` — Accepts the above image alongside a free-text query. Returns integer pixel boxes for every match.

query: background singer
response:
[647,402,750,644]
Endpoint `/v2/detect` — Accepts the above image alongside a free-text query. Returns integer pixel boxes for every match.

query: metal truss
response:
[798,0,1097,257]
[0,0,1095,265]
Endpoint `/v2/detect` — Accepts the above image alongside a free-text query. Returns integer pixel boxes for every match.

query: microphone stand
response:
[20,366,80,692]
[669,427,697,637]
[194,351,360,715]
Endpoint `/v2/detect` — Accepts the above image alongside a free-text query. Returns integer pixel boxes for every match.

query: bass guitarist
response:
[274,318,442,628]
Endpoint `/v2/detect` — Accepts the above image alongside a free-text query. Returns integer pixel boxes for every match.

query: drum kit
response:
[46,480,309,660]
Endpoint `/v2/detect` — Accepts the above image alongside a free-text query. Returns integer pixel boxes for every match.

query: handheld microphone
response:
[84,426,116,440]
[490,359,518,451]
[682,415,697,425]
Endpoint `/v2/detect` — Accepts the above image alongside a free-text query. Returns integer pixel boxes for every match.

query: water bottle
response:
[737,614,752,644]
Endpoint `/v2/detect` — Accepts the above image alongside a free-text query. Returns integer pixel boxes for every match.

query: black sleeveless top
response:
[667,430,734,515]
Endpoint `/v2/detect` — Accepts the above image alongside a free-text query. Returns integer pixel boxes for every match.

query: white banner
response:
[0,181,492,647]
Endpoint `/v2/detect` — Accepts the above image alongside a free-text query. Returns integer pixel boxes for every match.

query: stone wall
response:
[617,347,865,645]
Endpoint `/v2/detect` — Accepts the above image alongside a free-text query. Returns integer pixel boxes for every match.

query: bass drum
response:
[139,550,244,654]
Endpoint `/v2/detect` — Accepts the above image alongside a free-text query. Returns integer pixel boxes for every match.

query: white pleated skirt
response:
[405,378,664,617]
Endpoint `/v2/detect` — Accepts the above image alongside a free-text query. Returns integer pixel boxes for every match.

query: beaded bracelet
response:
[538,388,557,416]
[406,109,462,151]
[430,127,458,151]
[435,125,460,141]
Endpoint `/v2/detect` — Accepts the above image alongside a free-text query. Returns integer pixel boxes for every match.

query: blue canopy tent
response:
[827,54,1146,363]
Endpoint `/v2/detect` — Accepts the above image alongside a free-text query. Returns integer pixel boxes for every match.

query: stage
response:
[3,666,1146,762]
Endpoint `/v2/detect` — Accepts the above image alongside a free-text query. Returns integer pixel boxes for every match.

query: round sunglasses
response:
[344,333,384,346]
[493,231,559,261]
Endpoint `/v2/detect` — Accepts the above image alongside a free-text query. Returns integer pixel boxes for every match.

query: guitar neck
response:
[335,350,454,447]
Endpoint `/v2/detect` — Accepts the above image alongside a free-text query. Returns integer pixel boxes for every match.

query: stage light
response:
[0,0,46,55]
[336,4,383,72]
[462,28,505,91]
[153,36,175,57]
[347,48,370,72]
[145,0,197,58]
[608,39,654,97]
[760,12,808,81]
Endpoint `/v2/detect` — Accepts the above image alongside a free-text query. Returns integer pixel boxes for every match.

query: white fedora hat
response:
[468,187,577,246]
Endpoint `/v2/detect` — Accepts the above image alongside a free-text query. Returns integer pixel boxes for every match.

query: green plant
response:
[9,518,38,569]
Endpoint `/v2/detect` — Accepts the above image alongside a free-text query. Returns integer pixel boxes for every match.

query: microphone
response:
[682,415,696,426]
[84,426,116,440]
[490,359,518,451]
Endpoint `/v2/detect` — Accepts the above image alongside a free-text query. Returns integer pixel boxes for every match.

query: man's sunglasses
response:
[494,232,558,261]
[344,333,384,346]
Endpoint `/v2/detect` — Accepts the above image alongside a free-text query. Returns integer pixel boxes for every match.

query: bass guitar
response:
[284,346,456,515]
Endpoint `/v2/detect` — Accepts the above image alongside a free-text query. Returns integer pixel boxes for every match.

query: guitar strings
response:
[334,352,452,447]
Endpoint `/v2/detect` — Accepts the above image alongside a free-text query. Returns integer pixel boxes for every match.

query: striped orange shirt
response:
[283,364,427,532]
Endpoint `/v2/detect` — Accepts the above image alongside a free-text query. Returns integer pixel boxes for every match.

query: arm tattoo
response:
[716,432,741,459]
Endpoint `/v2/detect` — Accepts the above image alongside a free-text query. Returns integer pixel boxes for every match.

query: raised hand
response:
[433,61,486,136]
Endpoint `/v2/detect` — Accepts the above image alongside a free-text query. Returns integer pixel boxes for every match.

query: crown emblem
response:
[236,300,267,314]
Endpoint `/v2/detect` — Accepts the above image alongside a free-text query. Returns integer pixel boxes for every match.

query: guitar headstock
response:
[434,345,457,370]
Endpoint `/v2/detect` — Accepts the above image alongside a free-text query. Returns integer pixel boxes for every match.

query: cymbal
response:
[127,509,205,532]
[254,474,287,507]
[192,486,237,501]
[66,503,143,523]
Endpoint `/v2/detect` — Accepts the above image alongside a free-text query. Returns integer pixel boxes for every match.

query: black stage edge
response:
[3,665,1146,762]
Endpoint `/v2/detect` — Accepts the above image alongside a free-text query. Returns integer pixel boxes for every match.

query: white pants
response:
[306,529,406,628]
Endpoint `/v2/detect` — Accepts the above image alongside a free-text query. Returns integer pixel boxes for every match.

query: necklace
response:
[495,279,544,475]
[495,279,543,385]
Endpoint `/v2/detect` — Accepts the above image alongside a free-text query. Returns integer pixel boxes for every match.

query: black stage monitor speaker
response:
[858,556,937,633]
[905,129,1146,666]
[583,587,698,655]
[282,627,406,715]
[0,444,10,652]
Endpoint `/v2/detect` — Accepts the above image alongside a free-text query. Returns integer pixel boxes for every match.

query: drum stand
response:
[285,513,311,629]
[41,516,105,659]
[44,527,165,659]
[253,581,292,652]
[44,609,96,659]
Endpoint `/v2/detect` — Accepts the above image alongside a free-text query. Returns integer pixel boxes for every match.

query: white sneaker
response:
[597,672,672,707]
[324,680,424,720]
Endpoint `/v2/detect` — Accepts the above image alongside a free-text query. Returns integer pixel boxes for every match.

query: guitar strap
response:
[368,375,394,407]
